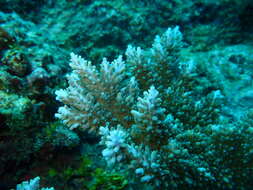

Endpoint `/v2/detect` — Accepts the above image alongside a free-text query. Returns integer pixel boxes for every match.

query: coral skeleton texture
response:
[55,27,253,189]
[16,176,54,190]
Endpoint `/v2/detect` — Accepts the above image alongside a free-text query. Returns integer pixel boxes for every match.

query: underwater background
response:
[1,0,253,189]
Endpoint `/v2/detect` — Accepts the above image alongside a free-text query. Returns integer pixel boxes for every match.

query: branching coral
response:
[16,176,54,190]
[55,26,253,189]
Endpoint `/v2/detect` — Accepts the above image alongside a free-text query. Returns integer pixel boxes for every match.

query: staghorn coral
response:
[16,176,54,190]
[55,27,253,189]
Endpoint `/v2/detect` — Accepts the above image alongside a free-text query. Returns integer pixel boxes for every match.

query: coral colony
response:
[55,27,253,189]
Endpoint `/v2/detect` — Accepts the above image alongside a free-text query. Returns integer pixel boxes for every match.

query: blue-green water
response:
[1,0,253,189]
